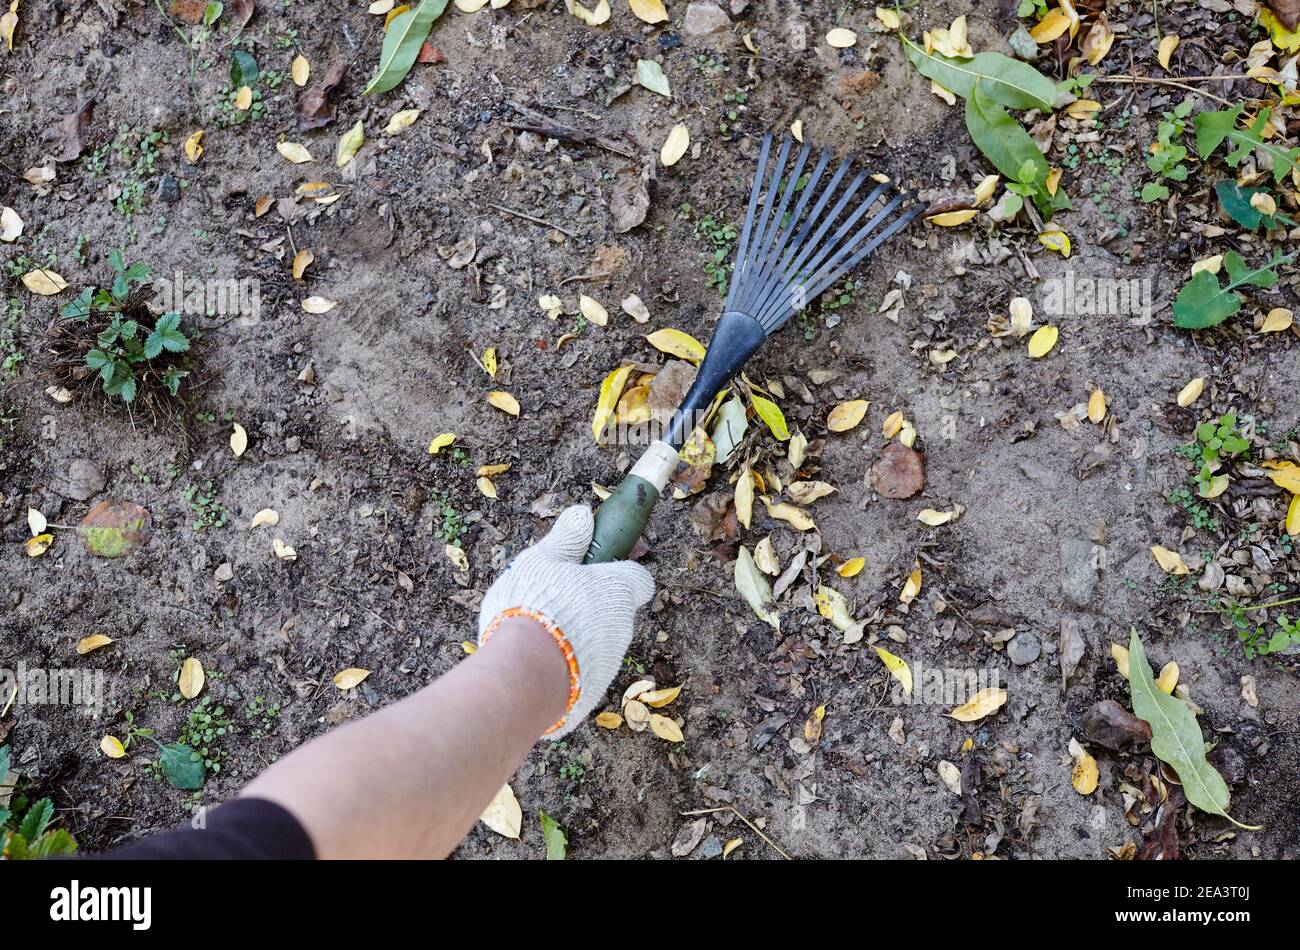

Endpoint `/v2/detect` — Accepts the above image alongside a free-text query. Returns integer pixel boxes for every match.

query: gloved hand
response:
[477,505,655,737]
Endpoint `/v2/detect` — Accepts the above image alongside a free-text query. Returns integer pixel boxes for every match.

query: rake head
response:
[727,134,922,335]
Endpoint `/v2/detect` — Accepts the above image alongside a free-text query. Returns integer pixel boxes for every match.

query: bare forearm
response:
[242,617,568,859]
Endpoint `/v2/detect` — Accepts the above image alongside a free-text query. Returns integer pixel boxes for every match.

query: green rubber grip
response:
[584,473,661,563]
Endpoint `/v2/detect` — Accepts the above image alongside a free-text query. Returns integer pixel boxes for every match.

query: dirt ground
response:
[1,0,1297,859]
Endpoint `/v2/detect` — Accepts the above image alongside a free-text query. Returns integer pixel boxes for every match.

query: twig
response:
[505,100,637,158]
[489,203,576,237]
[679,805,793,860]
[558,270,613,287]
[1094,75,1234,107]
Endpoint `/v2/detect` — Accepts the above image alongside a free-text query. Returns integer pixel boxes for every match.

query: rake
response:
[584,133,923,563]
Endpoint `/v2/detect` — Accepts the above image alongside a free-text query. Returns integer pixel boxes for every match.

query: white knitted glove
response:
[477,506,655,738]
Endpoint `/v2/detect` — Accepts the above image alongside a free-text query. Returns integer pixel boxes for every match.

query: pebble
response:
[683,2,731,37]
[1007,631,1041,666]
[699,836,723,859]
[157,174,181,204]
[1059,537,1098,606]
[56,459,106,501]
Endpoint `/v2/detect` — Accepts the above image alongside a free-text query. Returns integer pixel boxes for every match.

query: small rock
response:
[730,0,749,13]
[683,1,731,37]
[55,459,106,501]
[214,562,234,583]
[698,836,723,859]
[285,435,302,453]
[157,174,181,203]
[1007,631,1041,665]
[1059,537,1098,607]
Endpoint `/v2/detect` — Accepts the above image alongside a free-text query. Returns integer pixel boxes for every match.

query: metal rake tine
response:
[741,145,830,318]
[734,137,794,315]
[751,176,885,329]
[725,134,773,312]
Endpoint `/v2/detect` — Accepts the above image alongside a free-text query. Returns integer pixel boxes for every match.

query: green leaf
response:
[964,82,1048,188]
[1141,181,1169,203]
[61,287,94,320]
[18,798,53,841]
[1213,180,1289,230]
[229,50,259,88]
[749,393,789,441]
[1172,250,1296,329]
[1194,104,1300,183]
[636,59,672,98]
[203,2,223,27]
[1127,629,1258,829]
[159,743,206,790]
[902,35,1056,112]
[108,249,125,274]
[31,828,78,858]
[538,811,567,860]
[364,0,452,96]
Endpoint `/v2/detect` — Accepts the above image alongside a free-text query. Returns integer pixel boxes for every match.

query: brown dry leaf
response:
[178,657,205,699]
[333,667,370,690]
[870,443,925,499]
[78,500,152,558]
[295,62,348,131]
[45,98,94,162]
[76,635,114,655]
[610,165,650,233]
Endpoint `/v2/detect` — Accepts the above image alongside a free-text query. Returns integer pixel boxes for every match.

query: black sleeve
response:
[91,797,316,860]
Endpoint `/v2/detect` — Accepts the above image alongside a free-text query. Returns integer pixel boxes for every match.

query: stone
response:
[1007,631,1041,666]
[1059,537,1098,606]
[698,836,723,859]
[55,459,106,501]
[683,2,731,37]
[157,174,181,203]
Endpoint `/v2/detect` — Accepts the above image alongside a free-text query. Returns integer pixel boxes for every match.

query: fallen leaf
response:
[1027,325,1059,357]
[333,667,370,690]
[1262,307,1293,332]
[621,293,651,323]
[949,687,1007,722]
[178,657,205,699]
[292,54,310,86]
[593,364,633,440]
[273,538,297,561]
[296,62,348,130]
[660,123,690,167]
[579,295,608,327]
[645,327,705,363]
[21,269,68,295]
[750,394,789,440]
[336,120,365,167]
[649,713,683,742]
[1070,742,1099,795]
[0,206,22,242]
[1150,545,1189,575]
[230,423,248,457]
[595,711,623,729]
[827,399,869,432]
[24,533,53,557]
[302,296,338,314]
[1177,377,1205,407]
[640,685,681,708]
[183,129,204,164]
[78,500,152,558]
[1158,34,1179,70]
[26,508,45,536]
[385,108,421,134]
[874,646,913,695]
[277,141,314,164]
[917,506,963,526]
[1088,388,1107,423]
[900,565,922,604]
[635,58,671,97]
[100,735,127,759]
[870,443,925,499]
[250,508,279,528]
[735,545,779,630]
[629,0,667,23]
[926,209,978,227]
[838,556,865,577]
[76,635,114,655]
[611,166,650,232]
[488,391,520,416]
[826,27,858,48]
[428,432,456,454]
[764,498,815,531]
[480,783,522,838]
[292,249,314,281]
[445,544,469,571]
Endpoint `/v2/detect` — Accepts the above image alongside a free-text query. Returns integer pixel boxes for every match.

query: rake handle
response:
[584,472,662,564]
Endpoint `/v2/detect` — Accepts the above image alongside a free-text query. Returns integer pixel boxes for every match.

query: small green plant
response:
[61,251,191,402]
[179,697,232,774]
[1213,595,1300,658]
[679,204,737,298]
[0,745,78,859]
[431,489,464,544]
[719,88,748,134]
[1190,412,1248,495]
[1142,99,1194,202]
[183,481,228,532]
[1,298,22,378]
[246,696,282,739]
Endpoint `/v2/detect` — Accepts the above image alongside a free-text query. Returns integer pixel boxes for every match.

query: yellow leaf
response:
[385,3,410,27]
[616,384,650,426]
[0,1,16,50]
[302,296,337,314]
[567,0,610,25]
[917,506,962,526]
[477,462,511,477]
[900,566,922,604]
[1286,493,1300,535]
[874,646,913,695]
[277,141,314,164]
[26,507,45,536]
[595,711,623,729]
[660,123,690,167]
[640,685,681,708]
[184,129,204,164]
[1158,34,1179,70]
[1029,9,1070,43]
[76,635,113,655]
[251,508,279,528]
[750,394,790,440]
[1027,325,1059,358]
[881,410,905,439]
[743,31,759,53]
[645,327,706,364]
[235,85,253,110]
[735,465,755,529]
[445,544,469,571]
[1262,307,1293,332]
[1111,642,1130,679]
[827,399,869,432]
[649,713,683,742]
[273,537,297,561]
[479,783,522,839]
[1156,661,1179,694]
[1066,99,1100,120]
[1071,751,1099,794]
[593,364,633,440]
[805,704,826,742]
[579,294,608,327]
[790,118,803,141]
[1150,545,1189,575]
[754,535,780,574]
[837,556,866,578]
[764,499,815,531]
[973,174,999,206]
[488,391,520,416]
[179,657,205,699]
[230,422,248,457]
[385,109,421,135]
[101,735,128,759]
[1192,254,1223,276]
[1264,461,1300,494]
[25,532,52,557]
[1088,387,1107,423]
[629,0,667,24]
[1081,17,1115,64]
[461,641,477,655]
[333,667,370,690]
[1176,377,1205,407]
[292,54,310,87]
[482,346,498,378]
[1038,229,1071,256]
[1198,474,1229,499]
[723,837,743,859]
[476,476,497,499]
[292,249,314,281]
[949,687,1008,722]
[876,6,900,30]
[21,269,67,295]
[427,432,456,454]
[826,27,857,48]
[336,120,365,167]
[926,208,978,227]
